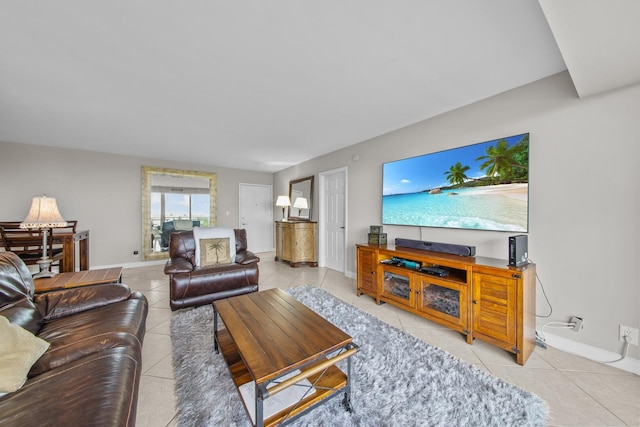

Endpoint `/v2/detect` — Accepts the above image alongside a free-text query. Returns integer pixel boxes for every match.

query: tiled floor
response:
[125,253,640,427]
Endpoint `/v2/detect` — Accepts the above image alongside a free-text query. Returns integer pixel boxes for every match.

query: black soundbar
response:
[395,238,476,257]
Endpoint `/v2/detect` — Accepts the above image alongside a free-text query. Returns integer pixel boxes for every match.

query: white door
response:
[239,184,273,253]
[319,168,347,272]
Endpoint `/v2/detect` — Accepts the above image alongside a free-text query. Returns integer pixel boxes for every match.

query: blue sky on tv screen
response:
[383,133,527,196]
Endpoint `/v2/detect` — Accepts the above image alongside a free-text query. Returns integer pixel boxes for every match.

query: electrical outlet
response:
[619,325,639,346]
[570,316,583,332]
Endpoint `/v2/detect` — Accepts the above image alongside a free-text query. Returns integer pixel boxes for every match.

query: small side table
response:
[34,267,123,293]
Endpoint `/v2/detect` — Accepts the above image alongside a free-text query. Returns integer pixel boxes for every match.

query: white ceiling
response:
[539,0,640,98]
[0,1,637,173]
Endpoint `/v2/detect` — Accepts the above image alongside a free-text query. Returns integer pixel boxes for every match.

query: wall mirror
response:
[289,175,314,221]
[142,166,217,261]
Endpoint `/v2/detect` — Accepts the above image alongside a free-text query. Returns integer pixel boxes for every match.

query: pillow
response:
[193,227,236,267]
[199,237,232,266]
[173,220,194,230]
[0,315,50,394]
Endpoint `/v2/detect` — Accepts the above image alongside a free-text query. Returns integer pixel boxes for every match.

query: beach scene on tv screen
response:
[382,133,529,232]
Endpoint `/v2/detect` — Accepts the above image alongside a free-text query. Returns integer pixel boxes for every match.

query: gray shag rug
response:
[171,286,548,426]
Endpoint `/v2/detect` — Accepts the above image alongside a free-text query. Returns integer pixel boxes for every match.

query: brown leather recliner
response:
[164,228,260,311]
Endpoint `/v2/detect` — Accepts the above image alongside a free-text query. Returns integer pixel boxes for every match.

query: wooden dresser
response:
[275,221,318,267]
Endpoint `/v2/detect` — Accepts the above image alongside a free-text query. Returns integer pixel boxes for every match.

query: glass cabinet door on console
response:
[417,277,467,328]
[381,267,415,308]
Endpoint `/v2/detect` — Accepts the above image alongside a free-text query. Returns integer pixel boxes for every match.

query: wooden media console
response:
[356,243,536,365]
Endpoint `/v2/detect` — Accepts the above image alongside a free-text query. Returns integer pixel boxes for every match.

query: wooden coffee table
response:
[34,267,123,293]
[213,288,358,427]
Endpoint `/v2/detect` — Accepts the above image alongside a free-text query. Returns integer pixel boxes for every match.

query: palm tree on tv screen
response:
[444,162,471,186]
[476,137,528,181]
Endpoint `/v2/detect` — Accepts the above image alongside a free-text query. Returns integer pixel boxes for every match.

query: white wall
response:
[1,71,637,359]
[0,143,273,266]
[275,72,640,358]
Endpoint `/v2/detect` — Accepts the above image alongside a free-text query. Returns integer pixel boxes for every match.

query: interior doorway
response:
[319,167,347,272]
[239,183,273,253]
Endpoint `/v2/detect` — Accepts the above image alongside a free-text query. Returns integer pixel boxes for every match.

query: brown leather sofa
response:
[164,228,259,310]
[0,251,148,426]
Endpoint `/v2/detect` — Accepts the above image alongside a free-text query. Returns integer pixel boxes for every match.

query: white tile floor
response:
[125,253,640,427]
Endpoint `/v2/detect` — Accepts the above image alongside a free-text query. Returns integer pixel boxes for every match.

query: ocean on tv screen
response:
[382,183,528,232]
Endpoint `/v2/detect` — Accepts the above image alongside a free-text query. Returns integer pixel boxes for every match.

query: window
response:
[142,167,217,260]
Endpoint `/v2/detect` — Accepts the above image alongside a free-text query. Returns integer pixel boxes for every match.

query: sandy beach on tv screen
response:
[465,183,528,201]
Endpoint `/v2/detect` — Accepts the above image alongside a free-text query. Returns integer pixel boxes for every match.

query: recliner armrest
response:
[164,257,194,274]
[235,250,260,265]
[34,283,131,322]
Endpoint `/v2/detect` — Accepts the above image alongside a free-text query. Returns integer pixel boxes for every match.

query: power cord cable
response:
[527,258,552,318]
[601,334,631,364]
[537,324,631,364]
[538,321,576,343]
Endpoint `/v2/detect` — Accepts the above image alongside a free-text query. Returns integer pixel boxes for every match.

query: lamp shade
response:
[20,196,67,229]
[275,195,291,207]
[293,197,308,210]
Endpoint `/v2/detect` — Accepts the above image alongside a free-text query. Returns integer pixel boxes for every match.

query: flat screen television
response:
[382,133,529,232]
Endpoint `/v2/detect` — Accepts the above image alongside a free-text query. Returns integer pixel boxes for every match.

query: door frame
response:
[318,167,348,272]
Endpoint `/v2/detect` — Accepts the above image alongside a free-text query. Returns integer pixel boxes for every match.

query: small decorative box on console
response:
[368,232,387,245]
[368,225,387,245]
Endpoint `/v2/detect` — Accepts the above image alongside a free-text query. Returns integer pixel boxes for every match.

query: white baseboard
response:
[543,332,640,375]
[92,259,167,270]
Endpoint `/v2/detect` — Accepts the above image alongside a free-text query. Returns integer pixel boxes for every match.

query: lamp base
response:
[33,258,56,279]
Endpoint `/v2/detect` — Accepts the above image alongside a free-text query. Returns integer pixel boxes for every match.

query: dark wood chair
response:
[0,224,64,272]
[53,220,78,233]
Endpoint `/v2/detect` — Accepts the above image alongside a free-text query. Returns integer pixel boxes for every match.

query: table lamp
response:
[20,195,67,278]
[275,195,291,221]
[293,197,308,216]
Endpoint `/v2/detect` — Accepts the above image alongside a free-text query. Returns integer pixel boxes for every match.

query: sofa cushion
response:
[0,316,50,394]
[0,252,43,334]
[0,346,142,426]
[34,283,132,321]
[30,294,147,376]
[0,299,43,335]
[235,228,248,252]
[0,252,36,300]
[193,227,236,267]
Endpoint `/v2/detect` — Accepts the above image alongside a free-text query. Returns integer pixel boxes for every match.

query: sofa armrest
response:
[235,250,260,265]
[34,283,131,322]
[164,257,194,274]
